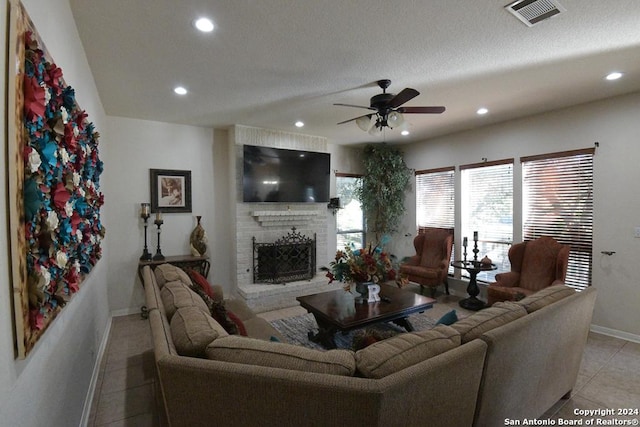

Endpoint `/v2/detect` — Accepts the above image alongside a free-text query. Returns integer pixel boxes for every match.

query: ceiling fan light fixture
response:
[387,111,405,129]
[356,114,375,132]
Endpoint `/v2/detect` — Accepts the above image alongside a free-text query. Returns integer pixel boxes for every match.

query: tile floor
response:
[86,291,640,426]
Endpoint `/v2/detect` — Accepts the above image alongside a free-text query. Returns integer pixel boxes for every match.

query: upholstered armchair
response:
[487,236,570,306]
[399,227,454,297]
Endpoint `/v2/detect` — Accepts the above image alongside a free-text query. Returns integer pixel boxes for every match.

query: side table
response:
[450,260,497,311]
[137,254,210,318]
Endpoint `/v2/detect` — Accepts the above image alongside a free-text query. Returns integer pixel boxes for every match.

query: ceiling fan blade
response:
[398,106,446,114]
[388,88,419,108]
[333,103,376,111]
[337,113,373,125]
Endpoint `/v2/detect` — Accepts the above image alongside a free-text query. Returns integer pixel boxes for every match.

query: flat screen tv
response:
[243,145,330,203]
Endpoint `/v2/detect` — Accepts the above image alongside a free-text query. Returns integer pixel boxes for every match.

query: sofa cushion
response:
[160,281,210,321]
[354,325,461,379]
[451,302,527,343]
[206,336,356,376]
[515,284,576,313]
[154,263,192,288]
[170,306,227,358]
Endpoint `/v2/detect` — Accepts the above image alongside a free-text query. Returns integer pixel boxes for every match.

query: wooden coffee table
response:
[296,284,436,349]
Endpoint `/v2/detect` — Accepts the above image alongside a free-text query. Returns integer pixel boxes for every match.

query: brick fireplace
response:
[230,125,342,312]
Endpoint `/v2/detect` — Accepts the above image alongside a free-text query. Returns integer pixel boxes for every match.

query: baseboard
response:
[590,324,640,344]
[79,316,113,426]
[110,306,144,317]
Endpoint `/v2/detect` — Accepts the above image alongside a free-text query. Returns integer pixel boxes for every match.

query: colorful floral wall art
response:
[7,3,105,358]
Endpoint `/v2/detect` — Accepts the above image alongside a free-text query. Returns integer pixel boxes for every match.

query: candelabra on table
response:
[451,231,496,311]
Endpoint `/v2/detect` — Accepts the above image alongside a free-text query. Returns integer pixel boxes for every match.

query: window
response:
[461,160,513,282]
[521,148,594,290]
[336,174,364,251]
[416,167,455,273]
[416,167,455,230]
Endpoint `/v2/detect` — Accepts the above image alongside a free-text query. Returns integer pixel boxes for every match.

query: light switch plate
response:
[635,227,640,238]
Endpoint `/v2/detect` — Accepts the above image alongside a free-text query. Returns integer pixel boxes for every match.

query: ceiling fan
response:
[335,79,445,133]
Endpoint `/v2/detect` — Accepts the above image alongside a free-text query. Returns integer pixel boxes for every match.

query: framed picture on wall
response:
[150,169,192,213]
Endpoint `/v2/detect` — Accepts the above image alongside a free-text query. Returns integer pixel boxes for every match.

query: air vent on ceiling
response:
[505,0,566,27]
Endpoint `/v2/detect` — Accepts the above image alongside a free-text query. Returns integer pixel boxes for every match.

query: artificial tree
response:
[356,143,412,245]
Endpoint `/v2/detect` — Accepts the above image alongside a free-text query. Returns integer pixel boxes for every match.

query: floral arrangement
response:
[325,244,399,285]
[21,30,105,334]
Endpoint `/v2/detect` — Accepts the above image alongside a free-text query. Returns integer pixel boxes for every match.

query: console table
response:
[138,254,210,282]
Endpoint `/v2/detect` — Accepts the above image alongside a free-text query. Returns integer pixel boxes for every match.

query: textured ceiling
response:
[69,0,640,145]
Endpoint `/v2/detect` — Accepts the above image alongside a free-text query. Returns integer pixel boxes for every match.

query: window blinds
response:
[460,160,514,281]
[415,167,455,231]
[521,148,595,290]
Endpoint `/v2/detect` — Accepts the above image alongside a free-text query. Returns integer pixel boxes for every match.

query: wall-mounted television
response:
[243,145,330,203]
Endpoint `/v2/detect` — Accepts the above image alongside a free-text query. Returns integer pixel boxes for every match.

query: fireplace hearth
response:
[253,228,316,284]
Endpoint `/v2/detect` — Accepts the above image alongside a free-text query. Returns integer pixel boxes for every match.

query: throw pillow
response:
[435,309,458,325]
[189,284,239,335]
[226,310,248,336]
[186,269,216,299]
[352,329,398,351]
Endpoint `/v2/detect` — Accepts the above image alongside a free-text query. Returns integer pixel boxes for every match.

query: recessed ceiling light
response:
[476,107,489,115]
[605,72,623,81]
[194,17,214,33]
[174,86,188,95]
[294,121,304,128]
[401,130,410,136]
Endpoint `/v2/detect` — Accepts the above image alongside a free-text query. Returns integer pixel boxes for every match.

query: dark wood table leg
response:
[307,315,338,349]
[459,270,486,311]
[392,317,414,332]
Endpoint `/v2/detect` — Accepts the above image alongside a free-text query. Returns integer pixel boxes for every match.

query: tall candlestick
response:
[473,231,478,241]
[463,236,468,263]
[153,217,165,261]
[156,211,162,222]
[139,203,152,261]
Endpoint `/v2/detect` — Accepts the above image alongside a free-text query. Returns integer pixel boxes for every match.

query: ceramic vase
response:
[189,216,208,256]
[354,282,372,304]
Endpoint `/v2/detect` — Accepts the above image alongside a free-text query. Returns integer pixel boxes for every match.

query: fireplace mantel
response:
[251,210,319,227]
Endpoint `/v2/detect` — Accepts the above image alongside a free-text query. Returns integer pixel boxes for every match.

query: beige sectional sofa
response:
[141,264,596,427]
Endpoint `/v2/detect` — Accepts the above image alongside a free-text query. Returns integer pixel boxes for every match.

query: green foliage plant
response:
[355,143,412,244]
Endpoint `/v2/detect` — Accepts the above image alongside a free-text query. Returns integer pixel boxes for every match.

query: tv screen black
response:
[243,145,330,203]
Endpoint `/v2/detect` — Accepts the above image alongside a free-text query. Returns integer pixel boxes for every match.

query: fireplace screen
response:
[253,228,316,284]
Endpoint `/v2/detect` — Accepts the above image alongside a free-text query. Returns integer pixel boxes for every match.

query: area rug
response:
[270,312,437,350]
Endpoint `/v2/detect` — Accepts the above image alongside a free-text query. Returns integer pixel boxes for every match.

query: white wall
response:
[104,116,216,311]
[0,0,110,425]
[399,92,640,339]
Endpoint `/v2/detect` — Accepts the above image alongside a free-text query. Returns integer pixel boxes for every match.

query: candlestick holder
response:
[463,243,468,263]
[139,203,152,261]
[473,235,479,262]
[153,216,165,261]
